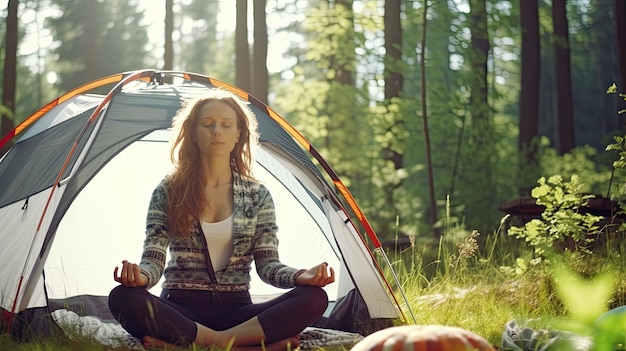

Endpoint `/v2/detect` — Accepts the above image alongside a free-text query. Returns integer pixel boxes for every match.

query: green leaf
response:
[607,83,618,94]
[553,263,615,325]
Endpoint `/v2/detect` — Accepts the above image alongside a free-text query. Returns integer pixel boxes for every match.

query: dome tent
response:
[0,70,410,342]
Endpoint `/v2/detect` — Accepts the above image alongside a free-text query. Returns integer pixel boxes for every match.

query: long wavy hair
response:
[166,89,259,237]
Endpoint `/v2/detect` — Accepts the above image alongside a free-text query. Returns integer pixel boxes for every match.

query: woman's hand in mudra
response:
[296,262,335,287]
[113,260,148,288]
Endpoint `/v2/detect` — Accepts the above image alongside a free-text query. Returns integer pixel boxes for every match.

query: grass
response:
[3,214,626,350]
[0,332,124,351]
[384,212,626,348]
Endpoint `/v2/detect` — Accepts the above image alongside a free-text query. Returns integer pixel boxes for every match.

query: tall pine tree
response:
[45,0,149,91]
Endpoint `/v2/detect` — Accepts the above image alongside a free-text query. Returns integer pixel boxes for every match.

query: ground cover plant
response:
[383,172,626,350]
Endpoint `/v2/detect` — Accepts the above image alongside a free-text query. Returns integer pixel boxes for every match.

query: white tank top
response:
[201,213,234,271]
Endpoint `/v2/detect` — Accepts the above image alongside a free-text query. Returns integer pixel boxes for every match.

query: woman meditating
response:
[108,89,335,350]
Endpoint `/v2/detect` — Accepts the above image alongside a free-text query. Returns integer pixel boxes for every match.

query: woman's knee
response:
[110,285,133,302]
[298,285,329,314]
[108,285,125,316]
[108,285,146,315]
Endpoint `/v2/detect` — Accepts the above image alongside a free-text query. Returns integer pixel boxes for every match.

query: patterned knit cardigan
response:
[139,172,304,291]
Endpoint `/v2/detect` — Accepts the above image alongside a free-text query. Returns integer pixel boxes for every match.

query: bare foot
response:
[234,335,301,351]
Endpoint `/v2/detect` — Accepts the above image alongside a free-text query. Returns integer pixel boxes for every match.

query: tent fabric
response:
[0,70,406,339]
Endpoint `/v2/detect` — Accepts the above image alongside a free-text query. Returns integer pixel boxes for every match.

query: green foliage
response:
[606,83,626,115]
[275,1,414,237]
[382,199,626,347]
[0,2,61,123]
[0,104,13,120]
[508,174,603,256]
[4,1,626,349]
[178,0,224,78]
[45,0,149,91]
[522,257,626,351]
[605,84,626,212]
[552,261,614,326]
[537,136,614,195]
[593,306,626,351]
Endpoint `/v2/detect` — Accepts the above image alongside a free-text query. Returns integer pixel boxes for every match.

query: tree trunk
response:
[383,0,403,170]
[384,0,402,99]
[164,0,174,70]
[236,0,251,90]
[469,0,490,125]
[616,0,626,91]
[334,0,353,86]
[552,0,575,154]
[518,0,540,194]
[1,0,18,156]
[325,0,355,151]
[465,0,495,235]
[419,0,438,233]
[252,0,268,103]
[83,1,101,81]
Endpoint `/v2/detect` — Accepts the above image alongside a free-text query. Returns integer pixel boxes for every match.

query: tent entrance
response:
[45,133,342,302]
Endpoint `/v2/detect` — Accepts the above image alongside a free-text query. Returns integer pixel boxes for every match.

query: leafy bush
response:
[507,175,603,256]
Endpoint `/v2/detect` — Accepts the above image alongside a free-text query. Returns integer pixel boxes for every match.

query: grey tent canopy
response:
[0,70,411,339]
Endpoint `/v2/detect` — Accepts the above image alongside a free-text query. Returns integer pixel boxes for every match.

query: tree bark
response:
[334,0,354,86]
[164,0,174,70]
[616,0,626,91]
[552,0,575,154]
[519,0,540,194]
[383,0,403,170]
[384,0,402,100]
[469,0,490,125]
[83,1,101,80]
[252,0,268,103]
[465,0,495,235]
[1,0,18,156]
[236,0,251,90]
[419,0,438,233]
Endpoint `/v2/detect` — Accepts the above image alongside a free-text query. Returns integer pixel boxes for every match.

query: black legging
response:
[108,285,328,346]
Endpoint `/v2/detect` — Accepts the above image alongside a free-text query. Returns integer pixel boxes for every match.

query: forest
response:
[2,0,626,245]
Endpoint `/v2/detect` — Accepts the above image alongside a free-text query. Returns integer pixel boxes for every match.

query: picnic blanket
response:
[51,308,363,350]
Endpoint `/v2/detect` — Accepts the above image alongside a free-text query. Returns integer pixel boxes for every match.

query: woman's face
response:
[194,100,241,159]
